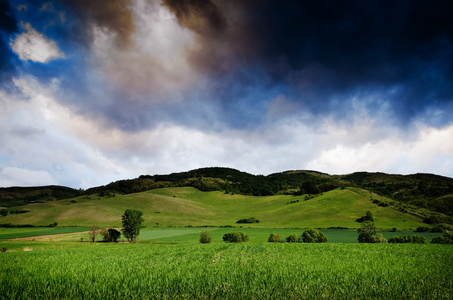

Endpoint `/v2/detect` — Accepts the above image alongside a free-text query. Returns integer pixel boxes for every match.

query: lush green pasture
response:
[0,242,451,299]
[0,227,90,240]
[1,187,428,229]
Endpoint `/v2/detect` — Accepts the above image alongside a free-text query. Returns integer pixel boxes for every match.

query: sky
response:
[1,0,453,189]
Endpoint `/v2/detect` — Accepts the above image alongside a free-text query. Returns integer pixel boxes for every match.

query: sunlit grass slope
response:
[1,187,426,229]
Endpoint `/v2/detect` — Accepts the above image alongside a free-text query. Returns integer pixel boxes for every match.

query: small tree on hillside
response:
[122,209,145,242]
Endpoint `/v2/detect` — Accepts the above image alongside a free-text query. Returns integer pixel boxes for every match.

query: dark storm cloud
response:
[59,0,135,47]
[0,0,18,81]
[168,0,453,126]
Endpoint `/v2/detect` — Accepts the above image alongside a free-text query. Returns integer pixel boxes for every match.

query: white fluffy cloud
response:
[10,23,64,63]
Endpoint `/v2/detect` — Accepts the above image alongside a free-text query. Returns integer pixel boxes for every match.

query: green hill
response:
[0,187,430,230]
[1,168,452,227]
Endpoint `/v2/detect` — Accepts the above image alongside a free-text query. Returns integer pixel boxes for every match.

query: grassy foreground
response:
[0,242,451,299]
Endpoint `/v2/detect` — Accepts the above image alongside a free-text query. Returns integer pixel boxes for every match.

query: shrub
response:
[286,233,300,243]
[223,232,248,243]
[199,231,212,244]
[358,221,387,243]
[268,233,282,243]
[430,227,443,233]
[388,235,427,244]
[431,232,453,244]
[416,227,429,232]
[356,211,374,223]
[236,217,260,224]
[302,228,328,243]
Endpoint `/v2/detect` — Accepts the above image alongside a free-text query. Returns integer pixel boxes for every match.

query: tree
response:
[121,209,145,242]
[357,221,387,243]
[88,226,98,243]
[302,228,328,243]
[199,231,212,243]
[108,228,121,242]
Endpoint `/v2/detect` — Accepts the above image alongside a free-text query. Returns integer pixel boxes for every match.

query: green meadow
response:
[0,241,451,299]
[0,187,428,230]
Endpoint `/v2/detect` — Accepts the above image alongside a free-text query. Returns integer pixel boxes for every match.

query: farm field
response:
[0,241,451,299]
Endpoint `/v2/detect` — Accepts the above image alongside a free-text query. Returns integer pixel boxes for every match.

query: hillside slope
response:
[0,187,428,229]
[2,167,452,219]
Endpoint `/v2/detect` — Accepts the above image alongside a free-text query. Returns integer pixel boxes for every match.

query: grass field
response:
[0,241,451,299]
[0,187,429,229]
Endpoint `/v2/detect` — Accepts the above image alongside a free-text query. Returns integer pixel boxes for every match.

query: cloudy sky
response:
[1,0,452,188]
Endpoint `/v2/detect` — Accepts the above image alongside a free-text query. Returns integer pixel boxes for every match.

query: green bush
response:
[199,231,212,244]
[268,233,282,243]
[286,233,300,243]
[356,211,374,223]
[223,232,248,243]
[388,235,427,244]
[358,221,387,243]
[302,228,328,243]
[236,217,260,224]
[431,232,453,244]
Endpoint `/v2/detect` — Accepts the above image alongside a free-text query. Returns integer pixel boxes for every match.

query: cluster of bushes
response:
[416,226,443,233]
[286,200,300,205]
[431,232,453,244]
[388,235,427,244]
[222,232,249,243]
[0,209,29,216]
[372,199,389,207]
[236,217,260,224]
[268,229,328,243]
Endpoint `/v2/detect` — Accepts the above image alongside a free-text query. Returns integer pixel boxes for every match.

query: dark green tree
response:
[108,228,121,242]
[358,221,387,243]
[122,209,145,242]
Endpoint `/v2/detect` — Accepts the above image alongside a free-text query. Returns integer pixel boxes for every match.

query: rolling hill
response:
[0,186,434,230]
[1,167,452,228]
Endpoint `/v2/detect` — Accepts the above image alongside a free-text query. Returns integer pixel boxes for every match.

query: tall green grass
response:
[1,243,451,299]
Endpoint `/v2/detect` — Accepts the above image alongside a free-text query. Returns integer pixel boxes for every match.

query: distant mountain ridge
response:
[1,167,452,216]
